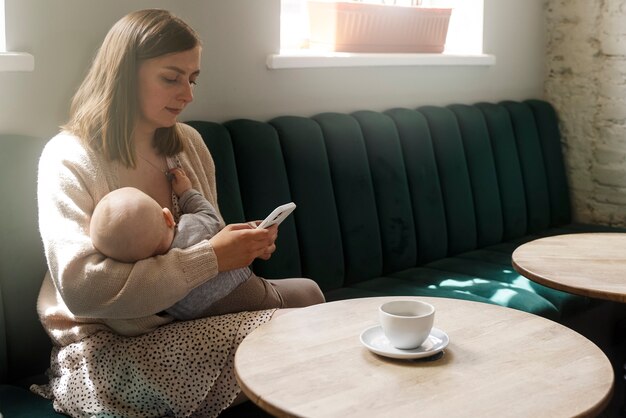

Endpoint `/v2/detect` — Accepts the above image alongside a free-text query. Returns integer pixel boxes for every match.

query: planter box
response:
[307,1,452,53]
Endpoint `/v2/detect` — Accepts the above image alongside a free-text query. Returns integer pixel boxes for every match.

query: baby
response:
[90,167,251,320]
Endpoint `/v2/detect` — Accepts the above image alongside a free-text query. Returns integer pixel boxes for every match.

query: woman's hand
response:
[209,223,279,271]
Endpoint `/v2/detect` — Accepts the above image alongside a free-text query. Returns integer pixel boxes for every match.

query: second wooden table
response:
[512,232,626,303]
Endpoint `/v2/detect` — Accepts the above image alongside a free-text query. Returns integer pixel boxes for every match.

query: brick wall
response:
[545,0,626,226]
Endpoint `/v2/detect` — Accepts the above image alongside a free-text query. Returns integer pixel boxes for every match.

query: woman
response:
[33,9,324,417]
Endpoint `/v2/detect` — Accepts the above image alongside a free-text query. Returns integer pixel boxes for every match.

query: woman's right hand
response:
[209,223,278,271]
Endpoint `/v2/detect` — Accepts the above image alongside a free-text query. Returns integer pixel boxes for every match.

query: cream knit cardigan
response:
[37,123,222,346]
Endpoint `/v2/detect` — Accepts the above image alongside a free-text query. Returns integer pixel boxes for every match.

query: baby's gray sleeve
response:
[165,267,252,320]
[177,189,222,236]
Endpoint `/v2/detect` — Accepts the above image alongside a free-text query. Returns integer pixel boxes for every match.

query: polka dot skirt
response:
[31,309,275,418]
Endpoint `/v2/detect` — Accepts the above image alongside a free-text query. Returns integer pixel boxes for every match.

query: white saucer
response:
[359,326,449,360]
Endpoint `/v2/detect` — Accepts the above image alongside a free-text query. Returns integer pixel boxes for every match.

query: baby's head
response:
[90,187,176,263]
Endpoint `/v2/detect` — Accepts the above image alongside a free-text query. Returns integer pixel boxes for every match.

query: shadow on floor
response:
[218,401,273,418]
[563,300,626,418]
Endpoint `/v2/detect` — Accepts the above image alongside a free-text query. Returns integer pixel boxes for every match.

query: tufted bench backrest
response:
[187,100,571,292]
[0,135,50,383]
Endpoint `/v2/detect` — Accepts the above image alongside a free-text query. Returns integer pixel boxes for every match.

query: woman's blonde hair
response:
[63,9,201,167]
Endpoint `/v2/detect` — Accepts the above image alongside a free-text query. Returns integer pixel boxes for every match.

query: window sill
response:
[0,52,35,72]
[267,51,496,69]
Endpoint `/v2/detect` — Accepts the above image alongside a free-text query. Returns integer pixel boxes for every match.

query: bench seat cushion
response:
[326,223,626,320]
[0,385,61,417]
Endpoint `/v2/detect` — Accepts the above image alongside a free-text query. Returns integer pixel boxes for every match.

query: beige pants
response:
[201,274,325,317]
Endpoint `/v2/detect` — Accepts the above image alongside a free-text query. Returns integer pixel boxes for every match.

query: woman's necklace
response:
[137,153,174,181]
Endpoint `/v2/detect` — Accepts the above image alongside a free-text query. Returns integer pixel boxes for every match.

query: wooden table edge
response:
[235,364,300,418]
[587,383,615,418]
[236,341,614,418]
[510,257,586,297]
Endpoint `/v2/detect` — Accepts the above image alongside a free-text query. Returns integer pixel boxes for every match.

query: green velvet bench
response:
[1,99,623,416]
[188,99,622,319]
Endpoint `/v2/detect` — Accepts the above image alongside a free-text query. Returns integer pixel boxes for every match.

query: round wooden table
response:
[512,233,626,303]
[234,296,613,417]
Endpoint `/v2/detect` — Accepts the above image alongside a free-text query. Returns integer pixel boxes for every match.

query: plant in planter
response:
[307,0,452,53]
[355,0,422,4]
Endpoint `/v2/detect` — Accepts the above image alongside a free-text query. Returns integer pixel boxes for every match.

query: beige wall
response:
[0,0,546,139]
[545,0,626,226]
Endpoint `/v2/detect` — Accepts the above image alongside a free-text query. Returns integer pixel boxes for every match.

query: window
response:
[0,0,5,52]
[0,0,35,72]
[272,0,494,69]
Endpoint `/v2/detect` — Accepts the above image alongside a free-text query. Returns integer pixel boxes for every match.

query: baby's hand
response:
[169,167,192,196]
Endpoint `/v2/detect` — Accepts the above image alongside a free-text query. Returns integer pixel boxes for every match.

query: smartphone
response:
[256,202,297,229]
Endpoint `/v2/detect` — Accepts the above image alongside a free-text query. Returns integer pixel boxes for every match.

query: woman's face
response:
[136,46,201,135]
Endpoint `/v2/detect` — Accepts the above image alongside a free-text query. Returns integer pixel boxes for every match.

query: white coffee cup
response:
[379,300,435,349]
